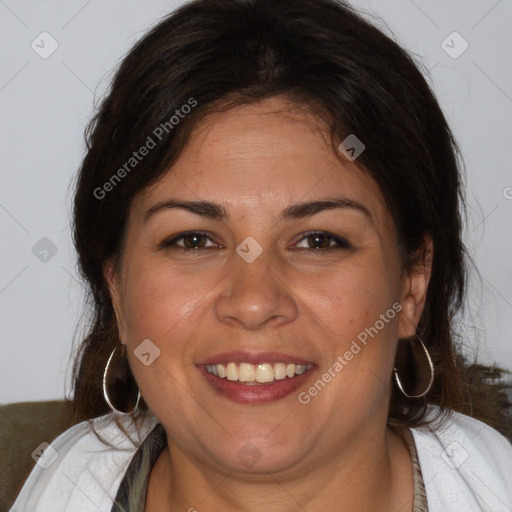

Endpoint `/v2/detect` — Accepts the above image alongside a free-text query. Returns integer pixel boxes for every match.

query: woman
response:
[10,0,511,510]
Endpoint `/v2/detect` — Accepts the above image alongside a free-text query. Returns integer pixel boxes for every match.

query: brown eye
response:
[160,231,217,250]
[307,233,331,249]
[181,233,208,248]
[295,231,352,252]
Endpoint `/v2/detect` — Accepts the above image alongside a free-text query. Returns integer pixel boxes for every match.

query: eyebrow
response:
[144,197,373,224]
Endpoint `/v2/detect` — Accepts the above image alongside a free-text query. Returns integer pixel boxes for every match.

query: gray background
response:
[1,0,511,404]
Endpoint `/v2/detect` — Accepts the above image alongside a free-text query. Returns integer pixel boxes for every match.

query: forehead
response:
[132,96,389,226]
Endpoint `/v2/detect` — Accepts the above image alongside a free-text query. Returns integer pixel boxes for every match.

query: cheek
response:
[304,270,400,412]
[301,260,398,336]
[119,262,208,414]
[302,260,400,400]
[120,259,210,342]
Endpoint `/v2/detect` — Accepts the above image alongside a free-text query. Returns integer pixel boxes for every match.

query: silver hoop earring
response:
[393,335,434,399]
[103,343,141,415]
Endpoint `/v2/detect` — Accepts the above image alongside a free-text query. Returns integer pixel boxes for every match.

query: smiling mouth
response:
[204,362,313,384]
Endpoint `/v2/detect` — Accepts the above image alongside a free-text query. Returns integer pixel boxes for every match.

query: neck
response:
[145,425,413,512]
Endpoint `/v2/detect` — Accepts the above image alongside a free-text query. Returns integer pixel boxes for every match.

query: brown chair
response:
[0,401,72,512]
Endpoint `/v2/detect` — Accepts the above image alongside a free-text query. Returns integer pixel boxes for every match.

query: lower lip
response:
[198,366,313,403]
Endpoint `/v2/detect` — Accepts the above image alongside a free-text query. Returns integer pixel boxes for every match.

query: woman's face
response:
[107,95,429,475]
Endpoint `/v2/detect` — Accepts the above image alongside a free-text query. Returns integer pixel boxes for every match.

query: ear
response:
[397,234,433,339]
[103,258,125,340]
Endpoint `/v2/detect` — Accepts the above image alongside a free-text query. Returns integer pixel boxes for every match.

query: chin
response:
[208,435,311,476]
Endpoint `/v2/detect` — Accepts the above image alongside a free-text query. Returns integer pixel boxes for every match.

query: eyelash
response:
[160,230,353,254]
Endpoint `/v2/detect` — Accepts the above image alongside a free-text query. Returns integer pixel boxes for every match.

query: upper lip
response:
[196,351,315,366]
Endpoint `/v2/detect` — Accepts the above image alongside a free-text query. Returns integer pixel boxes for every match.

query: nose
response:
[214,248,298,330]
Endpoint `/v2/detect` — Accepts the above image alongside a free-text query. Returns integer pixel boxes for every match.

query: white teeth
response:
[295,365,306,375]
[256,363,274,383]
[238,363,256,382]
[205,362,311,383]
[216,364,226,378]
[226,362,238,381]
[273,363,287,380]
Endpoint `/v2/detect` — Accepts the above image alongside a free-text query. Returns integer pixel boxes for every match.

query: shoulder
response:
[410,407,512,512]
[9,412,158,512]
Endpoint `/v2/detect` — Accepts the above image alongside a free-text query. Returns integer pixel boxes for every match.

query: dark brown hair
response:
[70,0,468,427]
